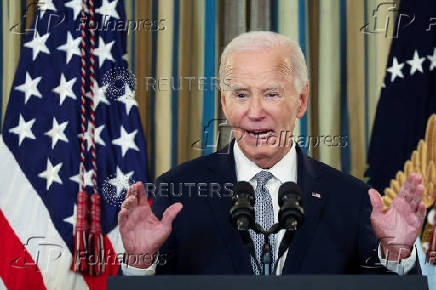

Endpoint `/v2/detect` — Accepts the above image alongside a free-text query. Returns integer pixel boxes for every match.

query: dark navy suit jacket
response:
[149,140,397,275]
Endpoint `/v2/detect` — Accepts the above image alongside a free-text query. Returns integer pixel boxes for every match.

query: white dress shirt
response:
[122,140,416,275]
[233,139,296,275]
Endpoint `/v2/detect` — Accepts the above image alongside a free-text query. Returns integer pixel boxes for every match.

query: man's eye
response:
[266,93,278,98]
[236,93,247,98]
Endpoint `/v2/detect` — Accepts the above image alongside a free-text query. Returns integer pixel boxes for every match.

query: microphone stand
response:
[251,223,282,276]
[272,219,299,274]
[261,234,272,275]
[239,221,299,275]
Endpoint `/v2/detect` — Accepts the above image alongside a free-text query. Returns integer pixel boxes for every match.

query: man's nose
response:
[247,97,265,121]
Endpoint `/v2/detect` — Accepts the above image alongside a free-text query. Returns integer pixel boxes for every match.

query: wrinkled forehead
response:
[221,48,294,90]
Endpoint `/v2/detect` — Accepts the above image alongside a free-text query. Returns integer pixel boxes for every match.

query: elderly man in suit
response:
[118,31,426,275]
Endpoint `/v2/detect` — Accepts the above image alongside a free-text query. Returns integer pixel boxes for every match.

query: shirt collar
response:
[233,140,297,184]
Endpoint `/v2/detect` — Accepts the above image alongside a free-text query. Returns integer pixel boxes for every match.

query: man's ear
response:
[220,91,228,118]
[296,84,309,118]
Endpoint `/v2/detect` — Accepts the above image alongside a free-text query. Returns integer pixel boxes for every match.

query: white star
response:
[15,72,42,104]
[117,85,137,115]
[95,124,106,146]
[87,81,110,109]
[96,0,119,20]
[65,0,82,20]
[24,31,50,61]
[94,37,115,67]
[38,158,63,191]
[112,126,139,157]
[9,115,36,146]
[78,125,92,151]
[406,50,425,76]
[52,73,77,105]
[386,57,404,82]
[78,122,106,151]
[57,32,81,64]
[70,169,94,188]
[37,0,56,18]
[108,167,134,198]
[45,118,68,149]
[63,204,77,231]
[427,48,436,71]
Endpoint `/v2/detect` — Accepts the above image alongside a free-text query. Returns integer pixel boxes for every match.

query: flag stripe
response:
[0,209,46,290]
[0,138,89,290]
[0,276,6,290]
[80,232,122,290]
[0,0,3,131]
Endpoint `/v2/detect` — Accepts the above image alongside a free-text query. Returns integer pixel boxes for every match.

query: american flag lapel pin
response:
[312,192,321,199]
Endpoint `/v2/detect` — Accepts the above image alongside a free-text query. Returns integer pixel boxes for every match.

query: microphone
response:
[229,181,261,272]
[275,182,304,272]
[278,182,304,231]
[230,181,255,231]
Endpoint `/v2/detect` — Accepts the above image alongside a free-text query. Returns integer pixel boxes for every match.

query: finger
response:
[369,189,384,215]
[413,173,422,186]
[161,202,183,227]
[126,183,138,198]
[416,202,427,226]
[122,194,138,209]
[410,184,424,211]
[399,174,417,203]
[409,173,422,196]
[118,207,129,227]
[135,182,149,206]
[403,174,423,207]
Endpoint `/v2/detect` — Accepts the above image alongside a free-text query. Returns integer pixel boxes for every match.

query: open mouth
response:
[245,129,274,139]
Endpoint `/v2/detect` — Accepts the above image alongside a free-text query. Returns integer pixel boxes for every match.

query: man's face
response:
[221,46,308,168]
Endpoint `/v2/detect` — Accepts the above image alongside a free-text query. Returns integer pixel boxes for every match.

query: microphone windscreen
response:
[232,181,255,196]
[278,182,302,206]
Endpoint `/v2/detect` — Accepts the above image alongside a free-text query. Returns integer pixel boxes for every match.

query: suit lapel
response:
[282,146,327,274]
[204,142,327,274]
[204,140,254,274]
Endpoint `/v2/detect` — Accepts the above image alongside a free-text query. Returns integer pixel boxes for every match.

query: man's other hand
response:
[369,173,426,261]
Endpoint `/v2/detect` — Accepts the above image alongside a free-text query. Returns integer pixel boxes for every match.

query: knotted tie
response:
[250,170,276,275]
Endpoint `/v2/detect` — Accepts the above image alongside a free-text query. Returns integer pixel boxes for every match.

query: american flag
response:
[0,0,148,289]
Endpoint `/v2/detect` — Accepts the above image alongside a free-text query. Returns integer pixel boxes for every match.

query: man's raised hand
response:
[118,182,183,268]
[368,173,426,261]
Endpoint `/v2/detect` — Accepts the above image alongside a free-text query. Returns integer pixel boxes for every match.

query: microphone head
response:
[278,182,302,207]
[232,181,255,206]
[233,181,255,195]
[278,182,304,230]
[230,181,255,230]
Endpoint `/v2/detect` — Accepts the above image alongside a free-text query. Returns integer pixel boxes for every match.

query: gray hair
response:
[219,31,308,93]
